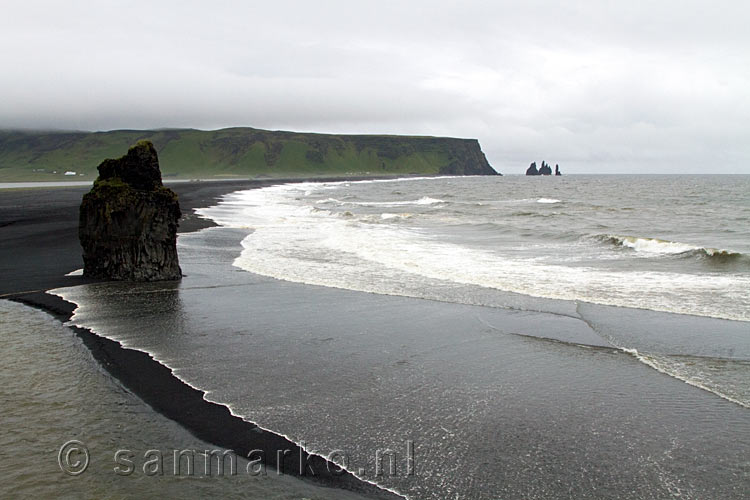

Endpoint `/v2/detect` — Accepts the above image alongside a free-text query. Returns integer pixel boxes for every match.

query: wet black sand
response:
[0,178,402,498]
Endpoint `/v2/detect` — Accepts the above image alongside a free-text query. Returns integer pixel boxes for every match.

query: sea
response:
[3,174,749,499]
[204,174,750,323]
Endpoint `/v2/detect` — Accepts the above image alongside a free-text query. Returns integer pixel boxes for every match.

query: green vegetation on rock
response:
[0,127,498,181]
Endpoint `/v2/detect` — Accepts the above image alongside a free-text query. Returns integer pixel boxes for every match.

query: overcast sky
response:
[1,1,748,173]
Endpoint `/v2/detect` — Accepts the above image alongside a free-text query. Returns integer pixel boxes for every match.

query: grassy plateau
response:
[0,127,498,182]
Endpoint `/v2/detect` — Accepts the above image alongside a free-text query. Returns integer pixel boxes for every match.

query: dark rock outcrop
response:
[434,138,499,176]
[79,141,182,281]
[526,160,561,176]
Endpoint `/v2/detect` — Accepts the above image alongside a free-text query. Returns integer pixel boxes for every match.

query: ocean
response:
[16,175,750,498]
[204,174,750,323]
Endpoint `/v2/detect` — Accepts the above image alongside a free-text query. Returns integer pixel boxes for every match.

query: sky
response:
[1,1,748,174]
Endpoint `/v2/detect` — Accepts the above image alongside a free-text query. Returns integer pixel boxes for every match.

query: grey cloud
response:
[1,0,748,173]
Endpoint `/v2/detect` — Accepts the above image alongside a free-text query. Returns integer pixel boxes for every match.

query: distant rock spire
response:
[526,160,562,176]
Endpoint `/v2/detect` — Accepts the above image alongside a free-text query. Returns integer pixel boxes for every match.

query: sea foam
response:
[197,180,750,322]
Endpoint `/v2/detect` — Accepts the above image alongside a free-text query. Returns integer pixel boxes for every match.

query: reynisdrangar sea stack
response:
[79,141,182,281]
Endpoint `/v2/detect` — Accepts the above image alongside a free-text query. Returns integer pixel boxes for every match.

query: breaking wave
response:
[596,234,748,263]
[197,182,750,322]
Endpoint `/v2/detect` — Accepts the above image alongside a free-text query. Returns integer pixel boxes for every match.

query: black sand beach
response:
[1,181,245,295]
[0,179,402,498]
[1,178,363,295]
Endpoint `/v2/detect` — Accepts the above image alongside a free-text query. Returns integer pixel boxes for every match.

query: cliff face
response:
[79,141,181,281]
[344,135,497,175]
[436,138,497,176]
[0,128,499,180]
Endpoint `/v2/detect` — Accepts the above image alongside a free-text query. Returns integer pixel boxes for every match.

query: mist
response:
[1,1,748,173]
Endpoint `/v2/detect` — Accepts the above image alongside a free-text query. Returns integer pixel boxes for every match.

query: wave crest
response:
[597,234,747,262]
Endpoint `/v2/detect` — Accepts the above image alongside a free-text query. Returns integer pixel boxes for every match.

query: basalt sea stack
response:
[79,141,182,281]
[526,160,560,176]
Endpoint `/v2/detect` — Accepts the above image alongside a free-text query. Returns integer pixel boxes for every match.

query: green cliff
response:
[0,127,499,181]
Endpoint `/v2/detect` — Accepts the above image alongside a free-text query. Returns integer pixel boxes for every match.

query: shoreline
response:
[0,176,408,499]
[12,291,400,498]
[0,175,426,296]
